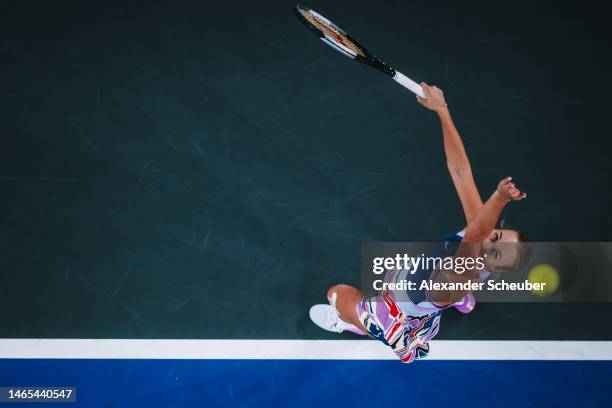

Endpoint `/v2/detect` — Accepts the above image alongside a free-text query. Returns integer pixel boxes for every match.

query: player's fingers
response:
[510,185,523,194]
[416,95,425,104]
[499,177,512,188]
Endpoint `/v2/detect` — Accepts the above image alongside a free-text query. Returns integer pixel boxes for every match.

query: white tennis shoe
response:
[309,304,357,333]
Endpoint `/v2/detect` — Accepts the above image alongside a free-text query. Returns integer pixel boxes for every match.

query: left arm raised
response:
[463,177,527,242]
[429,177,527,306]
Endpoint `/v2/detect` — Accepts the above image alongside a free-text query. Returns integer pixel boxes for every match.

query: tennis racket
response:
[294,4,425,98]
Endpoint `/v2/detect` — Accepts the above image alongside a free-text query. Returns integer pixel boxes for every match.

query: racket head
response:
[294,5,395,76]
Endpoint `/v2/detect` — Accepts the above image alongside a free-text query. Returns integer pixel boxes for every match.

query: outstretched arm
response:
[417,84,482,223]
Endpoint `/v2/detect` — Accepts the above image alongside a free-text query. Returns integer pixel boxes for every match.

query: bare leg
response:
[327,284,368,334]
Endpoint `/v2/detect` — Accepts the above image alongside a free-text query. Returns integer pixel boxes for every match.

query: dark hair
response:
[506,228,531,271]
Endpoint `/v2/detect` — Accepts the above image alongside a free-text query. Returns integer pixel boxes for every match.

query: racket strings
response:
[298,9,366,58]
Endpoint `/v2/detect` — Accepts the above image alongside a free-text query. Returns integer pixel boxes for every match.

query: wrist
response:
[491,190,508,206]
[436,104,450,117]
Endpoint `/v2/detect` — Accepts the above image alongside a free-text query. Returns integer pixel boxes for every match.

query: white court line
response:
[0,339,611,360]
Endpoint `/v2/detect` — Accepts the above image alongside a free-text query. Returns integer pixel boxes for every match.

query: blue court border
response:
[2,359,611,407]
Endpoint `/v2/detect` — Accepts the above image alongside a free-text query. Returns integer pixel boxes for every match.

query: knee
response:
[327,285,339,307]
[327,286,336,302]
[327,284,348,302]
[326,284,340,299]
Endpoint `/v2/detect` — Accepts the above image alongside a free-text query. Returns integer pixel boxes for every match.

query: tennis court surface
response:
[2,0,612,406]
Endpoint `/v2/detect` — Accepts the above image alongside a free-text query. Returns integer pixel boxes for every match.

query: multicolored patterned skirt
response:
[356,290,441,363]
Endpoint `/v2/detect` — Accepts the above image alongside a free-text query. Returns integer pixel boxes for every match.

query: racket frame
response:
[294,5,425,98]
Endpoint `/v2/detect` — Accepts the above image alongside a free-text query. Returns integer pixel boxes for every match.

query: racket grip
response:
[393,71,425,98]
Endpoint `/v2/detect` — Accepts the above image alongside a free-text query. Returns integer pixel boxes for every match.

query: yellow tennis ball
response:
[528,264,559,296]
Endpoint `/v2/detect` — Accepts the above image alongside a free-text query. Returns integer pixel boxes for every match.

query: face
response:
[480,229,520,273]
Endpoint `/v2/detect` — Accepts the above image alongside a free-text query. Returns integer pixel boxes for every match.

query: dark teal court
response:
[1,0,611,406]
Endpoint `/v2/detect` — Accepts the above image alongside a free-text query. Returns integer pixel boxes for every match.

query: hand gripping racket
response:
[294,4,425,98]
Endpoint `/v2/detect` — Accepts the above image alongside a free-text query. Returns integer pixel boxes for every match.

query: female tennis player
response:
[310,83,529,363]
